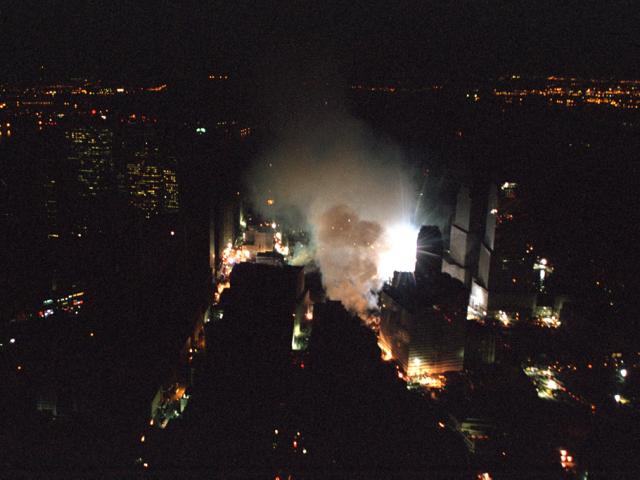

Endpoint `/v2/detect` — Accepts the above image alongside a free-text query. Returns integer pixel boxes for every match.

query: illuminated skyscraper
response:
[163,167,180,212]
[65,126,114,198]
[125,143,180,218]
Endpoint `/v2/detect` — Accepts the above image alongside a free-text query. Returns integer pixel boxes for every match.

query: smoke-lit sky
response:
[2,1,639,82]
[245,110,422,317]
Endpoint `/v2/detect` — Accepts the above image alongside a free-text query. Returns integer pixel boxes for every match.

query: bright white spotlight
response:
[378,223,419,280]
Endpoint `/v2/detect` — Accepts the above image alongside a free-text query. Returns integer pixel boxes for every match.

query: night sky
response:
[1,1,639,83]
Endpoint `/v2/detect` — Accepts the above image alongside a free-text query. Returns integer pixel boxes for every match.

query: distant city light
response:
[559,448,576,470]
[9,338,15,344]
[545,379,559,390]
[196,127,206,134]
[620,368,628,378]
[614,394,630,405]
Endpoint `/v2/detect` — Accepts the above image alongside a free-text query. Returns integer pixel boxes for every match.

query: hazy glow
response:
[246,114,419,319]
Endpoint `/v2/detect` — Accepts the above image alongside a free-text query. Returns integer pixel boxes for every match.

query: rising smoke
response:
[246,113,421,319]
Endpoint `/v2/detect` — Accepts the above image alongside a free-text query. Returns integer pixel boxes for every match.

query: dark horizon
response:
[2,1,640,84]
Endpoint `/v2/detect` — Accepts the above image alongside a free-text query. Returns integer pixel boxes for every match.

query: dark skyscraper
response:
[415,225,443,280]
[441,183,497,322]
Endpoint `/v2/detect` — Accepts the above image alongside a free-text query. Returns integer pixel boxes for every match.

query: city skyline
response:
[1,4,639,478]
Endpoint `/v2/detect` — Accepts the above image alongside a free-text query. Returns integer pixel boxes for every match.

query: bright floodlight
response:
[620,368,628,378]
[378,223,419,280]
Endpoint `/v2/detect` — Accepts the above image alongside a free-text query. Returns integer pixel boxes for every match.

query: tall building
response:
[438,180,567,332]
[65,126,114,198]
[379,227,468,378]
[441,183,497,322]
[43,174,58,238]
[163,167,180,212]
[121,127,180,218]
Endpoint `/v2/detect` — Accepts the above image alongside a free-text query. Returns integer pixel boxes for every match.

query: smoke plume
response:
[246,113,419,318]
[316,204,384,314]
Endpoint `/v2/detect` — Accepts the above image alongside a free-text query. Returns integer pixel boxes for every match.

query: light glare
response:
[378,223,419,280]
